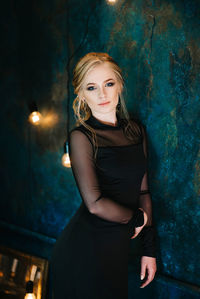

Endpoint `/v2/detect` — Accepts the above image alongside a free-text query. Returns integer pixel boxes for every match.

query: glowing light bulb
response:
[62,141,71,168]
[24,294,36,299]
[24,280,36,299]
[28,111,42,126]
[62,153,71,168]
[107,0,117,4]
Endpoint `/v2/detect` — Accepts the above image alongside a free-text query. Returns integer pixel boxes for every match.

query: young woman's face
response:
[79,62,122,115]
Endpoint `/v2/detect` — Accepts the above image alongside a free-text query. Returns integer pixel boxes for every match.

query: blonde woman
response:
[51,52,157,298]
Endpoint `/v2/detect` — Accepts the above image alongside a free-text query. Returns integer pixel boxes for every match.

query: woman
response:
[50,52,157,298]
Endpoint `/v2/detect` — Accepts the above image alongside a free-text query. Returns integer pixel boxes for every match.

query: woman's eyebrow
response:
[86,78,115,86]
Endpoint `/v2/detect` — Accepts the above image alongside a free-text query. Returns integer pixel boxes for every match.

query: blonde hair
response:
[72,52,141,159]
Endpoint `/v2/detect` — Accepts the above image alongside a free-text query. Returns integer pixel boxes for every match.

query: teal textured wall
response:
[1,0,200,298]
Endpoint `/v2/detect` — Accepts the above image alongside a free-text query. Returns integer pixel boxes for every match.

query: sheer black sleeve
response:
[138,124,157,258]
[68,128,144,235]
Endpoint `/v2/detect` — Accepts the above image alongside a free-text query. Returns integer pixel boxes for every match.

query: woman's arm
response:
[138,124,157,258]
[68,128,143,233]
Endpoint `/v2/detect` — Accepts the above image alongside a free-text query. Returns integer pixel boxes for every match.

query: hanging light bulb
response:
[62,141,71,168]
[107,0,117,4]
[28,101,42,126]
[28,111,42,126]
[24,264,37,299]
[24,280,36,299]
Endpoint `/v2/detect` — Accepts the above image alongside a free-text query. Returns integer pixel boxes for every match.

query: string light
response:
[24,280,36,299]
[106,0,117,4]
[24,264,37,299]
[28,111,42,126]
[28,101,42,126]
[61,141,71,168]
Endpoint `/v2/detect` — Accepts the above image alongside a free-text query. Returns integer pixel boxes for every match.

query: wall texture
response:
[1,0,200,298]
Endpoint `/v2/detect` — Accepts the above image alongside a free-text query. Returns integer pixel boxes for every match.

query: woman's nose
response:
[98,86,106,98]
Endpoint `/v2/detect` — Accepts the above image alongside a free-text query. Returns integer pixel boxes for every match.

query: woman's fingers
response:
[138,208,148,226]
[130,226,142,239]
[140,270,155,288]
[130,210,148,239]
[140,256,157,288]
[143,210,148,226]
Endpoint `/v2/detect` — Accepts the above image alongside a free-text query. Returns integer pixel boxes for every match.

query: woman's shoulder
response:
[69,124,94,149]
[70,124,85,134]
[69,125,90,139]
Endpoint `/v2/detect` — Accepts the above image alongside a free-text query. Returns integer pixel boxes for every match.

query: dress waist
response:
[78,202,140,232]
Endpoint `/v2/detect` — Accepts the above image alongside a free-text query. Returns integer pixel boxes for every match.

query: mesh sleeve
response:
[138,125,157,258]
[68,128,143,236]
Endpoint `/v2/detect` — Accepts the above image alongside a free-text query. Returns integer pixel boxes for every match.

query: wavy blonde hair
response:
[72,52,141,159]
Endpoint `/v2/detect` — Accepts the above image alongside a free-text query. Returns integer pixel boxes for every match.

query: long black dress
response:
[50,113,156,299]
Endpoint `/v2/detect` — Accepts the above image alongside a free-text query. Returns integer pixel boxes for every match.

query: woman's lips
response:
[98,101,110,106]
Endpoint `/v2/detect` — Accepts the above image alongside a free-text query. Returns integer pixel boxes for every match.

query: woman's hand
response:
[140,256,157,288]
[130,208,148,239]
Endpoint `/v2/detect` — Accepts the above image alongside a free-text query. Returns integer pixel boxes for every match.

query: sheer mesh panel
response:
[68,128,141,225]
[138,125,157,258]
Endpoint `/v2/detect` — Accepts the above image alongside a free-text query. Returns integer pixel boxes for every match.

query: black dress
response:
[50,113,156,299]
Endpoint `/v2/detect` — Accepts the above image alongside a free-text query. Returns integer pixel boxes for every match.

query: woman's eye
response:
[87,82,114,91]
[87,86,95,91]
[106,82,115,87]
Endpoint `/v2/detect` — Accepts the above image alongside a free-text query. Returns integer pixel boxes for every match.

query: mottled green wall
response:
[1,0,200,298]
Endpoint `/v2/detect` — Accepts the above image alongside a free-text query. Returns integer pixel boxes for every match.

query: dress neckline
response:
[86,113,122,130]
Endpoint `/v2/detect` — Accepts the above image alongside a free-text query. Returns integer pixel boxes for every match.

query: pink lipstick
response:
[98,101,110,106]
